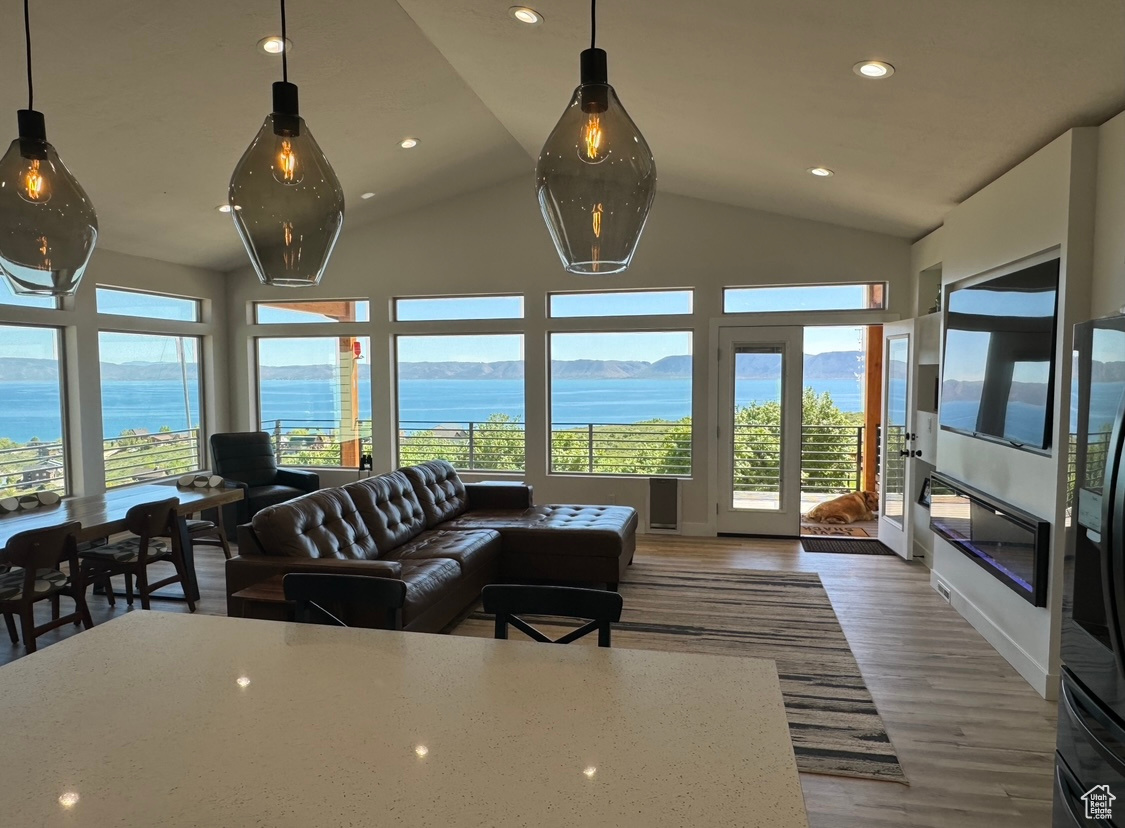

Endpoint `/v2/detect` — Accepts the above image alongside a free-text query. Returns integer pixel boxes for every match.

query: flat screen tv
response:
[940,258,1060,452]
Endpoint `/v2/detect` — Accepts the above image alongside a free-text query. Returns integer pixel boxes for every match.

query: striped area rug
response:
[454,560,906,784]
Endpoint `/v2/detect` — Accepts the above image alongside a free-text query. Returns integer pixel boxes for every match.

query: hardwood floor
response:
[0,534,1058,827]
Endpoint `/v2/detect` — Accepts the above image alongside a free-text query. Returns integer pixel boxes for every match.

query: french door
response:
[717,326,804,536]
[879,322,914,559]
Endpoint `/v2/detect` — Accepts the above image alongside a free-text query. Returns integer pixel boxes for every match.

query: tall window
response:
[257,337,372,468]
[0,324,67,496]
[396,334,525,471]
[549,331,692,476]
[99,332,202,488]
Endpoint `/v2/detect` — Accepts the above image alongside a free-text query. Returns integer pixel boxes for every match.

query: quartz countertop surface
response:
[0,611,809,827]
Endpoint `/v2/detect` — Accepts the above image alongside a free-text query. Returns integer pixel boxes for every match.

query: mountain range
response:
[0,352,867,382]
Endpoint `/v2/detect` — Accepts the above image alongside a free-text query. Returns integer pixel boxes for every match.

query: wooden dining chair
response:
[0,521,93,653]
[79,497,196,612]
[481,584,624,648]
[282,573,407,630]
[185,517,232,560]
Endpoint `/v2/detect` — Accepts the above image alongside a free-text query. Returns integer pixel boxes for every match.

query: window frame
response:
[548,288,694,319]
[0,321,71,497]
[392,331,527,473]
[253,298,371,325]
[722,282,888,315]
[547,328,694,479]
[97,328,206,490]
[96,285,202,322]
[392,293,526,322]
[253,334,374,470]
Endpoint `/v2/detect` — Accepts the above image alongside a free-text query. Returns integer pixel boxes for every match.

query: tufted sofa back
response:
[400,460,468,529]
[342,472,427,554]
[250,487,379,559]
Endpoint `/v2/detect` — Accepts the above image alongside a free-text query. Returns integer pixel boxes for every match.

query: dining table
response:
[0,481,244,602]
[0,611,810,827]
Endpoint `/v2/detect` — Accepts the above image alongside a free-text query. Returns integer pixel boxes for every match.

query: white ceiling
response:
[0,0,1121,271]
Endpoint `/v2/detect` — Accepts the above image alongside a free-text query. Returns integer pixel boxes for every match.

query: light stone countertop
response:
[0,611,809,827]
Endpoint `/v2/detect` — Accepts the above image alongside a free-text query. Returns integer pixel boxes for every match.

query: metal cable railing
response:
[103,428,201,489]
[0,439,67,497]
[263,419,373,468]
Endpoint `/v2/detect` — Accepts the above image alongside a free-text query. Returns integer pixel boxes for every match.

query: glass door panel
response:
[883,336,909,528]
[732,347,783,511]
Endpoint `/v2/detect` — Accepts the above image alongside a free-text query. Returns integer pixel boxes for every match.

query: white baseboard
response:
[931,571,1058,700]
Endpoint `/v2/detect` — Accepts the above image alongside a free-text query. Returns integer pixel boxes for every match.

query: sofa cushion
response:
[342,472,427,552]
[383,529,501,578]
[401,460,468,529]
[398,558,463,623]
[250,488,379,560]
[451,505,638,559]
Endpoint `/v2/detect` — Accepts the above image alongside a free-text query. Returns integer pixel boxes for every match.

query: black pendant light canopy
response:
[0,0,98,297]
[229,0,344,288]
[535,0,655,275]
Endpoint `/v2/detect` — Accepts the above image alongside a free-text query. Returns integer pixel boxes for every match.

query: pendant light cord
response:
[590,0,596,49]
[23,0,33,110]
[280,0,288,83]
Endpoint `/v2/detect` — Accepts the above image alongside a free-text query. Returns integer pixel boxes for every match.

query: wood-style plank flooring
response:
[0,535,1058,827]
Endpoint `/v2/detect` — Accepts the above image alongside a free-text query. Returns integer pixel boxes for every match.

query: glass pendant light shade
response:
[536,48,655,275]
[0,110,97,296]
[229,82,344,288]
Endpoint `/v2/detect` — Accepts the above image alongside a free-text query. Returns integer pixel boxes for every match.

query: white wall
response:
[916,128,1098,699]
[224,176,912,532]
[1093,110,1125,317]
[0,247,229,496]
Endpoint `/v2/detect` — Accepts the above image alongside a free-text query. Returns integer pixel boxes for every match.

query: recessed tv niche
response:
[940,258,1060,452]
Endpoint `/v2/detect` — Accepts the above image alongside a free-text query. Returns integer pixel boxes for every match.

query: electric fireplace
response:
[928,472,1051,606]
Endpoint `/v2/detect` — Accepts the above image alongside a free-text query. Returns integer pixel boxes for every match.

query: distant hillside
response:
[0,351,863,381]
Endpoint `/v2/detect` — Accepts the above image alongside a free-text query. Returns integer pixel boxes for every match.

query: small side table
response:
[229,574,290,621]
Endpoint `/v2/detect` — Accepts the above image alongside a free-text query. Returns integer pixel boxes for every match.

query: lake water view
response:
[0,377,867,444]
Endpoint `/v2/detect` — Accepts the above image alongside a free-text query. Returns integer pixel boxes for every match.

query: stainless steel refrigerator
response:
[1056,312,1125,826]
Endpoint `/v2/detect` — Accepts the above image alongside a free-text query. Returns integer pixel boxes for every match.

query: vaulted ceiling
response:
[0,0,1121,271]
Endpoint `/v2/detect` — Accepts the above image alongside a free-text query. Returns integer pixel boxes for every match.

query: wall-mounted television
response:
[940,258,1060,452]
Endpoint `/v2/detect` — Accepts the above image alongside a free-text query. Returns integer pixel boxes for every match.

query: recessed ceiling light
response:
[258,36,292,55]
[399,138,419,149]
[807,167,835,177]
[360,192,376,200]
[509,6,543,25]
[853,60,894,79]
[236,676,251,688]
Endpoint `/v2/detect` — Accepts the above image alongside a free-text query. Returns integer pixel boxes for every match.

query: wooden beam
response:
[863,325,883,493]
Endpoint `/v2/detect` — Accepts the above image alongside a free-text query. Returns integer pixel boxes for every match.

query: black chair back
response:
[4,520,81,572]
[210,431,278,487]
[481,584,624,647]
[282,573,407,630]
[123,498,178,540]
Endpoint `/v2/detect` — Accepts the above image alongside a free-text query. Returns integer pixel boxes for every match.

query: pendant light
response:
[0,0,98,297]
[535,0,655,275]
[229,0,344,288]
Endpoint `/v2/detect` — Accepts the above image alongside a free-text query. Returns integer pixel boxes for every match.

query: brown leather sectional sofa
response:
[226,460,638,632]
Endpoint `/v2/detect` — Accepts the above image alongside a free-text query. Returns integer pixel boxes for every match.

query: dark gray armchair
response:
[209,432,320,530]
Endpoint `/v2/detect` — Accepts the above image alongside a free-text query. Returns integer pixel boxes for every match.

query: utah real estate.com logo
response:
[1083,784,1116,820]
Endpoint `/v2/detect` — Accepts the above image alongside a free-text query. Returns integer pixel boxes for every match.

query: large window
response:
[97,287,200,321]
[549,331,692,476]
[724,283,886,313]
[396,334,525,471]
[549,289,692,318]
[0,324,67,496]
[257,336,372,468]
[0,285,55,309]
[99,332,202,488]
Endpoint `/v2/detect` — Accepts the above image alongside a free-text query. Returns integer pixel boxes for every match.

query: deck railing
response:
[103,428,201,489]
[0,439,67,497]
[263,419,374,468]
